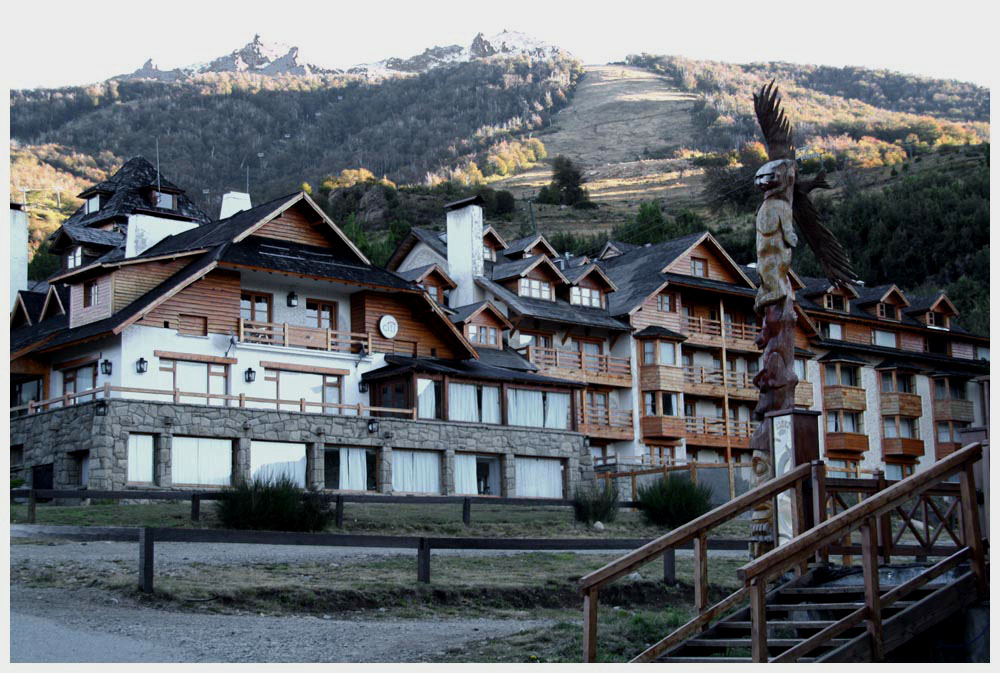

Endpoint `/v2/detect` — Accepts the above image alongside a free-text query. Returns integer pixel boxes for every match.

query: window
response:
[240,292,272,323]
[827,459,860,478]
[12,378,43,412]
[262,368,341,414]
[127,434,156,484]
[483,245,494,262]
[950,381,967,400]
[820,322,843,340]
[83,280,98,308]
[824,294,846,311]
[937,422,952,443]
[976,346,989,361]
[392,449,442,494]
[521,332,552,350]
[153,191,175,210]
[885,462,915,481]
[324,447,377,491]
[899,417,917,438]
[660,392,679,416]
[877,303,898,320]
[250,440,306,487]
[927,311,948,328]
[824,362,859,387]
[456,453,502,495]
[827,411,863,433]
[505,389,571,429]
[159,358,229,407]
[420,284,440,302]
[173,437,235,486]
[518,278,552,300]
[658,341,675,365]
[642,341,656,365]
[882,371,914,393]
[657,293,674,312]
[570,286,602,308]
[644,392,656,416]
[690,257,707,277]
[447,382,501,424]
[62,362,97,403]
[794,359,807,382]
[85,195,101,214]
[514,456,563,498]
[306,300,337,329]
[872,329,897,348]
[67,247,83,269]
[417,378,443,419]
[468,324,498,346]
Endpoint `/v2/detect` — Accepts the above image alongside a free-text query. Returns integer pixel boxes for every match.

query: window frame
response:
[657,292,675,312]
[83,279,98,308]
[690,256,708,277]
[240,291,274,323]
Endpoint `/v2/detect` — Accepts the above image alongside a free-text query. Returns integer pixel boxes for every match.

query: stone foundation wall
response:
[10,400,593,496]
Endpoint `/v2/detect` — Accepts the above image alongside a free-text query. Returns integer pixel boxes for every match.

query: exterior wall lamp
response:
[95,400,108,416]
[359,381,369,393]
[244,368,257,383]
[367,420,379,434]
[136,358,148,374]
[287,292,299,307]
[100,359,113,376]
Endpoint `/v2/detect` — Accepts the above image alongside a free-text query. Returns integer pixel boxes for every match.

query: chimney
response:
[10,203,28,308]
[444,195,485,308]
[220,192,252,219]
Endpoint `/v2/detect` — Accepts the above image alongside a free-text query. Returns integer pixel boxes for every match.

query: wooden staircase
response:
[579,442,988,663]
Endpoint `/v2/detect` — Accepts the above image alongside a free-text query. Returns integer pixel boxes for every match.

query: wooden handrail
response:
[527,345,631,377]
[239,318,370,352]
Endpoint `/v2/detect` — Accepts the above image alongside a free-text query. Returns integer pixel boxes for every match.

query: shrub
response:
[636,475,713,528]
[572,482,619,525]
[216,475,332,532]
[10,477,25,489]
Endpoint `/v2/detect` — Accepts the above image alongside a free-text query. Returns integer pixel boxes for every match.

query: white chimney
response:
[125,213,199,258]
[10,203,28,308]
[220,192,252,219]
[445,196,484,308]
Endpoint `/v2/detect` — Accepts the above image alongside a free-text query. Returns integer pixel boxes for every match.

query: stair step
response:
[659,657,753,663]
[719,620,841,629]
[685,637,851,648]
[766,601,915,611]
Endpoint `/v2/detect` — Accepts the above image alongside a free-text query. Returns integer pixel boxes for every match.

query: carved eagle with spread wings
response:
[753,80,857,287]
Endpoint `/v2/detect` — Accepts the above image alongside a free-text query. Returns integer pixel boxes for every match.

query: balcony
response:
[935,441,962,460]
[683,366,725,397]
[823,385,867,412]
[825,431,869,456]
[933,398,974,423]
[525,346,632,387]
[684,416,756,449]
[794,380,814,407]
[883,437,925,458]
[239,318,371,353]
[880,392,922,417]
[639,364,683,391]
[681,316,760,351]
[723,369,758,401]
[640,415,686,440]
[577,407,634,441]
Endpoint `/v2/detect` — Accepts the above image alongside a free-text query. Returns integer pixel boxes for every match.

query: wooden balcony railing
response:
[578,406,633,428]
[683,416,756,439]
[683,366,724,387]
[933,398,974,423]
[239,318,372,353]
[723,369,756,390]
[681,317,761,343]
[526,346,632,382]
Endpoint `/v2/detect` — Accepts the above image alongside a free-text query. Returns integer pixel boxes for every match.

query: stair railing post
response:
[583,587,598,663]
[693,532,708,612]
[811,461,828,565]
[749,578,768,662]
[959,461,987,596]
[662,547,676,585]
[860,519,884,661]
[874,469,892,564]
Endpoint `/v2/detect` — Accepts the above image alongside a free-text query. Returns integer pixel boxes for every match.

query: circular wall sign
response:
[378,314,399,339]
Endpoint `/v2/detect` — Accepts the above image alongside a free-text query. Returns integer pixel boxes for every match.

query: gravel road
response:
[10,585,551,663]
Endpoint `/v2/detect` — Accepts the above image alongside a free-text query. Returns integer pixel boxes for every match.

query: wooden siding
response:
[525,262,563,283]
[899,332,924,353]
[350,291,464,359]
[879,392,922,417]
[935,441,962,460]
[933,398,975,423]
[664,241,741,284]
[137,269,241,335]
[882,438,925,458]
[639,364,684,391]
[950,341,974,359]
[825,432,869,455]
[843,321,871,346]
[794,381,814,407]
[640,415,686,439]
[254,203,333,248]
[113,259,189,313]
[630,290,682,332]
[823,385,867,411]
[69,274,113,328]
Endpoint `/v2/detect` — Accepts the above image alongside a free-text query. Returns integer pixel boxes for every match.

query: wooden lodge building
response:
[10,159,990,497]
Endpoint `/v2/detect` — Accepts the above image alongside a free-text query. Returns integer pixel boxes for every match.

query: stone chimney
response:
[220,192,252,219]
[444,195,485,308]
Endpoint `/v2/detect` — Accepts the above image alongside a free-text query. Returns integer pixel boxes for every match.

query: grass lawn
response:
[11,500,751,540]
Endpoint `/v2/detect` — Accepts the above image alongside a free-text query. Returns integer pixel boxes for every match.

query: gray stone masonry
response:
[11,399,594,496]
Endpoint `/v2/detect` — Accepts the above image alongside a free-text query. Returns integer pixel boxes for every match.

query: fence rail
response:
[526,345,632,379]
[239,318,372,353]
[11,523,749,592]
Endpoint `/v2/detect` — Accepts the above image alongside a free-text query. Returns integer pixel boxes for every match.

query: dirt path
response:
[9,584,552,663]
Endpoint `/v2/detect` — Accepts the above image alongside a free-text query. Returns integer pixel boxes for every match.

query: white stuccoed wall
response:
[807,359,825,457]
[915,374,936,472]
[446,204,483,308]
[125,214,200,258]
[859,365,882,474]
[398,241,448,274]
[10,206,28,308]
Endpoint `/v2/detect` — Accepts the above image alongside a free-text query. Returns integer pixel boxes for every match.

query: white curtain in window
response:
[658,342,675,365]
[250,440,306,487]
[481,386,500,424]
[455,453,478,495]
[392,450,441,493]
[515,457,563,498]
[127,434,155,483]
[338,447,368,491]
[417,378,436,419]
[174,437,233,486]
[80,455,90,486]
[507,388,544,427]
[448,383,479,422]
[544,392,571,429]
[177,361,208,405]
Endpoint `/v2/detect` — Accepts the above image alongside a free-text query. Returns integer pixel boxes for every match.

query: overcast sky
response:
[3,0,994,89]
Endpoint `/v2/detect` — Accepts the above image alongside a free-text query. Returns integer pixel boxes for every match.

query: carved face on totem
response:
[754,159,796,200]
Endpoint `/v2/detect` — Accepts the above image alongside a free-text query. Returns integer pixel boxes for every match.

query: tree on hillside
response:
[536,155,593,208]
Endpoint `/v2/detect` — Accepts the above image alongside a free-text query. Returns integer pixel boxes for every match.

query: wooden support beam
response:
[138,527,155,593]
[749,579,768,662]
[663,548,676,585]
[693,532,708,612]
[959,463,987,596]
[583,587,598,663]
[860,520,884,661]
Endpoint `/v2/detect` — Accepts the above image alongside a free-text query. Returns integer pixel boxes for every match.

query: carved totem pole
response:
[749,82,856,557]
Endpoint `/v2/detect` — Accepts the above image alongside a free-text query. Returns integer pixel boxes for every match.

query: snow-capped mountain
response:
[114,31,569,82]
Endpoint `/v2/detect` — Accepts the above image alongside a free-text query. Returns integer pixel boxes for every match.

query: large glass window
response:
[518,278,553,300]
[324,447,377,491]
[127,434,156,484]
[447,383,500,424]
[455,454,501,496]
[570,286,603,308]
[240,292,272,323]
[175,437,235,486]
[416,378,442,420]
[250,440,306,487]
[62,362,97,403]
[658,341,675,365]
[872,329,897,348]
[392,450,441,493]
[12,378,43,412]
[514,457,563,498]
[821,322,843,340]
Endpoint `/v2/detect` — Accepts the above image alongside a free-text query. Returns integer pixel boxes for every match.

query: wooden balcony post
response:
[583,587,598,663]
[103,382,111,399]
[860,520,884,661]
[239,393,246,408]
[238,318,245,342]
[749,578,768,662]
[27,400,35,415]
[138,527,155,593]
[283,323,290,347]
[959,461,987,596]
[300,398,307,413]
[173,388,180,404]
[326,328,332,351]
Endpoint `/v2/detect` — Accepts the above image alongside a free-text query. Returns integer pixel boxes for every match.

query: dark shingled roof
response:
[854,283,897,305]
[19,291,48,322]
[474,346,538,372]
[633,325,688,341]
[395,264,437,283]
[219,237,414,291]
[49,222,125,249]
[362,354,583,388]
[476,276,630,332]
[491,255,543,282]
[817,349,870,365]
[449,301,491,324]
[62,157,210,230]
[814,339,989,374]
[411,227,448,258]
[11,312,68,354]
[599,232,705,316]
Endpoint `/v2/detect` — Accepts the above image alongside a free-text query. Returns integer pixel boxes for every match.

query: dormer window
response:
[824,294,846,311]
[927,311,948,329]
[690,257,708,277]
[85,195,101,214]
[67,246,83,269]
[571,286,602,308]
[519,278,552,301]
[483,245,494,262]
[153,191,175,210]
[419,283,440,302]
[468,324,498,346]
[83,280,99,308]
[877,303,898,320]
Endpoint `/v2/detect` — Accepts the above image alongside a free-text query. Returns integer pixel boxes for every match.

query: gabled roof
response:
[48,222,125,253]
[492,254,569,284]
[395,263,457,289]
[448,301,513,330]
[62,157,210,230]
[799,276,861,299]
[855,283,910,307]
[659,232,756,289]
[385,227,448,271]
[599,232,703,316]
[905,292,959,317]
[10,291,45,327]
[817,349,869,365]
[597,239,639,260]
[482,226,508,250]
[564,262,618,291]
[502,234,557,259]
[39,285,68,322]
[476,276,630,332]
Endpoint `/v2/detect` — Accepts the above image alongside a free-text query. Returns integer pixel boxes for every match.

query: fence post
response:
[662,548,676,585]
[959,462,987,596]
[27,489,36,524]
[583,587,598,663]
[190,494,201,522]
[417,538,431,583]
[860,520,884,661]
[139,527,155,593]
[874,470,892,563]
[463,497,471,526]
[335,495,344,529]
